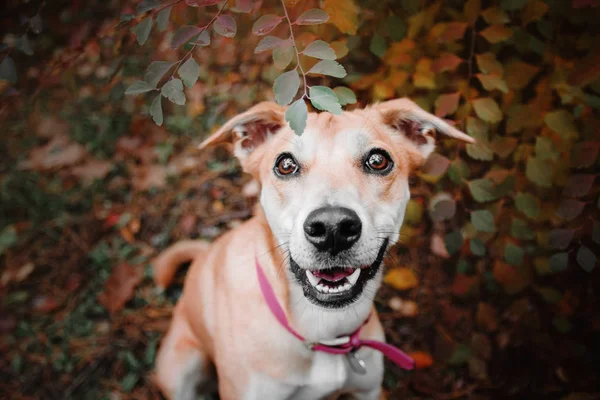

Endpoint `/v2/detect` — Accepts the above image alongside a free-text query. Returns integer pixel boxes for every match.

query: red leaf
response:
[172,26,203,48]
[252,14,283,36]
[235,0,252,13]
[556,198,586,221]
[97,264,142,314]
[422,153,451,176]
[442,22,468,42]
[562,174,595,198]
[435,92,460,117]
[571,141,599,168]
[432,53,463,73]
[185,0,222,6]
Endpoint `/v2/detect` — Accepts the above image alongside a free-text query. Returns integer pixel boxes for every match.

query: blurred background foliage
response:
[0,0,599,398]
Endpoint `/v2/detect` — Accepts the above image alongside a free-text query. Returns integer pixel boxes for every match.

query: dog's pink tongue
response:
[313,268,353,282]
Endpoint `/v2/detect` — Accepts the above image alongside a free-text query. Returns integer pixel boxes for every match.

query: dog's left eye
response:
[364,149,393,174]
[274,154,299,177]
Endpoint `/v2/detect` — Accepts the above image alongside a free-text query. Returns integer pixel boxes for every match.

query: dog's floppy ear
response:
[198,102,285,161]
[377,98,474,162]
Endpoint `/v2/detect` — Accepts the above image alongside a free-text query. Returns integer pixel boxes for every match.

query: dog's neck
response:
[255,208,375,343]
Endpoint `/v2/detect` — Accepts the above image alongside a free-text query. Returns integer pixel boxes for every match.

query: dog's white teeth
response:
[341,283,351,291]
[306,270,320,287]
[347,269,361,286]
[315,284,327,293]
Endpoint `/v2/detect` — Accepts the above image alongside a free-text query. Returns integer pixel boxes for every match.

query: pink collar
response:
[255,256,415,371]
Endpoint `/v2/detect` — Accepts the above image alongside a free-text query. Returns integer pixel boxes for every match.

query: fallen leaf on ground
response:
[19,134,87,170]
[69,159,113,185]
[384,268,419,290]
[408,351,434,369]
[97,263,142,313]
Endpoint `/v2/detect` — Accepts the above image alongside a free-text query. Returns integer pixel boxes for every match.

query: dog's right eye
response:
[274,154,300,177]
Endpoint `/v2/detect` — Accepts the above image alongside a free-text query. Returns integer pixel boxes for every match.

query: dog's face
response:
[200,99,473,309]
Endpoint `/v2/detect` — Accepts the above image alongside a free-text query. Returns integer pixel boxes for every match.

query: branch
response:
[280,0,308,99]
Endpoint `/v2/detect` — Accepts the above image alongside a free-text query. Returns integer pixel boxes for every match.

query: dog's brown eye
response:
[365,150,392,173]
[274,154,299,177]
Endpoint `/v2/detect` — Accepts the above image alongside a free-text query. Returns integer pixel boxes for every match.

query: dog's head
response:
[200,99,473,309]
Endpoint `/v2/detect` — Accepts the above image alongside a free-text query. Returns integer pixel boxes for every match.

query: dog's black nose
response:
[303,207,362,255]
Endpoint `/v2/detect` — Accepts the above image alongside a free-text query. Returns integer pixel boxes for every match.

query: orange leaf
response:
[97,263,142,314]
[435,92,461,117]
[408,351,434,369]
[442,22,468,42]
[384,268,419,291]
[432,53,463,73]
[480,24,513,44]
[323,0,359,35]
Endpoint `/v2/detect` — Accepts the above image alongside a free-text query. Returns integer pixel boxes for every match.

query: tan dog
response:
[152,99,473,400]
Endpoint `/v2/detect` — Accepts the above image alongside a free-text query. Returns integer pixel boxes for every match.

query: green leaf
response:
[172,26,202,48]
[137,0,160,13]
[125,80,155,95]
[535,137,559,161]
[448,159,470,183]
[273,70,300,106]
[448,344,472,365]
[145,61,176,88]
[510,218,535,240]
[549,252,568,272]
[150,95,163,126]
[0,225,18,256]
[444,230,463,255]
[470,238,486,256]
[121,372,140,393]
[471,210,496,233]
[157,6,172,31]
[515,192,539,218]
[132,17,153,46]
[465,120,493,161]
[535,286,563,304]
[273,46,294,70]
[468,179,497,202]
[333,87,357,106]
[178,58,200,88]
[472,97,503,123]
[308,60,347,78]
[504,243,524,266]
[252,14,283,35]
[577,246,596,272]
[214,15,236,37]
[193,30,211,47]
[369,33,387,58]
[526,157,552,187]
[552,316,572,333]
[385,15,407,41]
[544,110,578,139]
[285,99,308,135]
[255,36,287,53]
[295,9,329,25]
[161,78,186,105]
[0,56,17,84]
[309,86,342,114]
[303,40,337,60]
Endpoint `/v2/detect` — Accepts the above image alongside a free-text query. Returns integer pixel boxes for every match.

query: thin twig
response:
[280,0,309,99]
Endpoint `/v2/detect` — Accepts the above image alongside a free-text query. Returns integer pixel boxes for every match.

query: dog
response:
[152,99,474,400]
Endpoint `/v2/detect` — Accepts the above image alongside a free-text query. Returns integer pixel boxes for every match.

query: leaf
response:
[97,264,142,314]
[193,30,211,47]
[556,198,585,221]
[125,80,155,95]
[445,230,463,255]
[255,36,287,53]
[333,87,357,105]
[476,53,503,75]
[548,229,574,250]
[303,40,337,60]
[295,9,329,25]
[448,159,470,183]
[144,61,176,88]
[369,33,387,58]
[178,58,200,88]
[505,61,539,89]
[535,137,559,161]
[0,225,18,256]
[161,78,186,105]
[482,6,510,24]
[470,238,486,256]
[185,0,222,6]
[468,179,497,202]
[429,193,456,221]
[501,0,527,10]
[549,252,568,272]
[535,286,563,304]
[132,17,153,46]
[577,246,596,272]
[384,268,419,290]
[473,98,503,123]
[422,153,450,177]
[408,351,434,369]
[563,174,595,198]
[491,137,518,158]
[386,15,407,41]
[156,6,172,31]
[526,157,552,187]
[273,70,300,106]
[235,0,252,13]
[308,60,346,78]
[150,95,163,126]
[510,218,535,240]
[480,24,513,43]
[552,317,572,333]
[544,110,578,139]
[285,99,308,135]
[273,46,294,70]
[442,22,468,42]
[432,53,463,73]
[252,14,283,35]
[172,25,202,48]
[448,344,472,365]
[515,192,539,218]
[505,243,524,266]
[29,14,43,34]
[435,92,460,117]
[571,142,599,169]
[476,74,509,93]
[137,0,160,13]
[464,0,481,25]
[0,56,17,84]
[471,210,496,233]
[309,86,342,115]
[214,15,236,37]
[16,35,34,55]
[324,0,358,34]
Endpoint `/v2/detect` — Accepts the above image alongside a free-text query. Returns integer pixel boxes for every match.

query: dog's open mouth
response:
[290,238,389,308]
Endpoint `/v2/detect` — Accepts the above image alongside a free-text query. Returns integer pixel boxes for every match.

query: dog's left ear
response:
[377,98,474,162]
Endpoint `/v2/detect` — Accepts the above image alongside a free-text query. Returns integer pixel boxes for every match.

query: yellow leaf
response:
[476,53,504,75]
[384,39,416,66]
[330,40,348,59]
[384,268,419,291]
[476,73,509,93]
[372,81,394,100]
[388,69,409,88]
[464,0,481,26]
[481,6,509,25]
[323,0,358,35]
[505,61,539,90]
[522,0,549,25]
[473,97,503,123]
[480,24,514,44]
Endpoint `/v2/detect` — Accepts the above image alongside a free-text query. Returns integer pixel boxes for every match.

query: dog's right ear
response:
[198,102,285,163]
